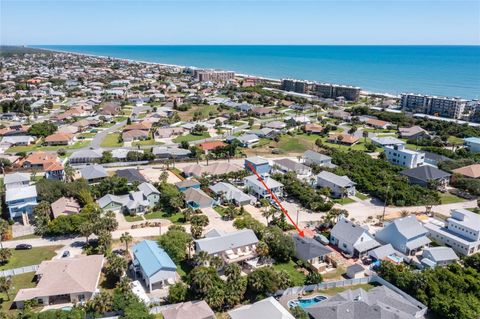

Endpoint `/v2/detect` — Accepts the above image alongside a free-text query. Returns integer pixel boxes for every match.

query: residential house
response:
[19,152,60,171]
[464,137,480,153]
[132,240,178,292]
[306,286,427,319]
[116,168,148,184]
[209,182,255,206]
[154,127,185,140]
[5,185,38,220]
[452,163,480,179]
[420,247,458,268]
[152,146,191,159]
[98,182,160,214]
[368,244,404,264]
[161,301,216,319]
[226,134,259,148]
[1,135,35,147]
[400,165,451,189]
[370,136,405,148]
[122,129,149,143]
[68,149,103,165]
[194,229,259,266]
[182,162,243,178]
[184,188,215,209]
[51,197,81,219]
[248,128,279,139]
[44,161,65,180]
[303,150,335,168]
[398,126,430,140]
[251,107,275,117]
[175,179,201,192]
[424,209,480,256]
[244,175,283,199]
[330,218,380,258]
[375,216,431,255]
[327,133,359,146]
[123,121,152,132]
[316,171,356,198]
[285,115,311,126]
[199,141,227,154]
[98,102,121,116]
[244,156,270,175]
[112,148,142,162]
[80,164,108,184]
[384,144,425,168]
[228,297,294,319]
[273,158,312,176]
[293,234,334,272]
[304,123,324,134]
[422,151,451,167]
[4,172,30,190]
[264,121,286,130]
[14,255,104,309]
[365,118,391,129]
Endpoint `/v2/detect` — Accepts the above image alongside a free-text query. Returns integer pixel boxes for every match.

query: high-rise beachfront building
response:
[193,69,235,82]
[400,93,467,119]
[281,79,361,101]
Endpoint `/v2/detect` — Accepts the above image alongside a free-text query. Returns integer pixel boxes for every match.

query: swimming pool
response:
[387,254,403,263]
[288,295,327,309]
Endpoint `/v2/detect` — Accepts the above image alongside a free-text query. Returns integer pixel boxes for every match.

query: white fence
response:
[0,265,39,277]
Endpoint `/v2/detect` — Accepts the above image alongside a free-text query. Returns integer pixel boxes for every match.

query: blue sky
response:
[1,0,479,45]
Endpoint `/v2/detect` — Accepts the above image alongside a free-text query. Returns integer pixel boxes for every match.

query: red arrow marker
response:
[246,162,304,237]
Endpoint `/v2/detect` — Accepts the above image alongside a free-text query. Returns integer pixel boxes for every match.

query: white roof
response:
[228,297,294,319]
[6,185,37,202]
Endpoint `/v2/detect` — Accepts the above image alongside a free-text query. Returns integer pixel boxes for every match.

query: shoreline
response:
[26,45,456,100]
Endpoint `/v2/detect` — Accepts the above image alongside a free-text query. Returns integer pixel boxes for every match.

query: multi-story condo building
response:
[424,209,480,256]
[281,79,361,101]
[193,69,235,82]
[400,93,429,113]
[384,144,425,168]
[429,96,467,119]
[400,93,467,119]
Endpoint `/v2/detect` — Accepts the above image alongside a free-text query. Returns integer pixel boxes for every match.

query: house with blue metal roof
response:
[132,240,178,292]
[464,137,480,153]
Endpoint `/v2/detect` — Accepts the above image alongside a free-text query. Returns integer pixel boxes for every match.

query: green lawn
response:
[173,132,210,143]
[99,122,115,128]
[124,214,144,222]
[132,139,163,147]
[145,211,185,224]
[332,197,356,205]
[213,206,226,217]
[447,136,464,146]
[322,266,346,280]
[439,192,467,204]
[272,261,306,286]
[7,141,90,153]
[78,132,96,138]
[0,272,36,311]
[355,192,369,200]
[100,133,123,147]
[0,245,61,270]
[177,104,219,121]
[114,116,128,123]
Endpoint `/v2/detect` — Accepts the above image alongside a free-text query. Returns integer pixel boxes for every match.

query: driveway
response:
[89,120,127,148]
[201,207,236,233]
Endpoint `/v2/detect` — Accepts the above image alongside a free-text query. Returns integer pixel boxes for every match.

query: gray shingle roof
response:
[400,165,451,182]
[80,164,108,180]
[303,150,331,162]
[422,247,458,262]
[317,171,355,188]
[307,286,424,319]
[331,218,370,246]
[195,229,258,255]
[293,234,332,261]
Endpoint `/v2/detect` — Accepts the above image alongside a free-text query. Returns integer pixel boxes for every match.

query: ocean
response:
[34,45,480,99]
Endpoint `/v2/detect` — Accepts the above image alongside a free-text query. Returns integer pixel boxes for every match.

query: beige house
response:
[14,255,104,308]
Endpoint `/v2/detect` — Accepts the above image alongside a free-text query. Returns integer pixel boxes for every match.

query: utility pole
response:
[382,183,390,226]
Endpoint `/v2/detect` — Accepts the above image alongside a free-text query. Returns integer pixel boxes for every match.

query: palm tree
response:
[0,248,12,265]
[255,241,269,261]
[63,163,75,182]
[362,130,368,144]
[0,276,12,301]
[78,221,95,244]
[116,276,132,294]
[120,232,133,253]
[89,291,113,315]
[196,251,210,266]
[0,220,9,249]
[210,255,223,270]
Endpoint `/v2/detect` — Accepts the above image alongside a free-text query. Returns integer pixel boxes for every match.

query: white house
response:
[384,144,425,168]
[330,218,380,258]
[244,175,283,199]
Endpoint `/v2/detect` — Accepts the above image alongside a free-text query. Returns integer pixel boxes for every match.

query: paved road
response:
[89,120,127,149]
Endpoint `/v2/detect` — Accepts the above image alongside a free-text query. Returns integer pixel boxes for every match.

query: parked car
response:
[62,251,71,258]
[15,244,32,250]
